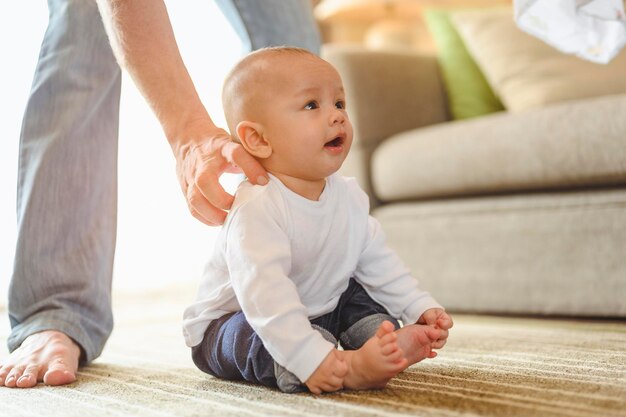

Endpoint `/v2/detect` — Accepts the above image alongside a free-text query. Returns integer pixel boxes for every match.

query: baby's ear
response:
[236,121,272,159]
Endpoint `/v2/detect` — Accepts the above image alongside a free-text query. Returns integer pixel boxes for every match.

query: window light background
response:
[0,2,244,306]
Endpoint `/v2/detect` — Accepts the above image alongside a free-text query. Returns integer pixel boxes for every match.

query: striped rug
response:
[1,287,625,417]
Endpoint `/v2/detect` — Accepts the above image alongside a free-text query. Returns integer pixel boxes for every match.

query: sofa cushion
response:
[373,188,626,317]
[424,9,505,120]
[371,94,626,202]
[450,8,626,112]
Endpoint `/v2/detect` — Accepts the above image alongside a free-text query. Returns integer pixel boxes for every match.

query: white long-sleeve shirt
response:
[182,173,442,383]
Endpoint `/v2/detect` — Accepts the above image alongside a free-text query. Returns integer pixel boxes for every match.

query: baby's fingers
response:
[319,378,343,393]
[307,384,323,395]
[437,314,454,330]
[332,360,348,378]
[433,328,449,349]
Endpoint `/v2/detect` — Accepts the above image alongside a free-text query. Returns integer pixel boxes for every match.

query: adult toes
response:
[16,366,40,388]
[0,366,11,385]
[43,368,76,386]
[4,366,25,388]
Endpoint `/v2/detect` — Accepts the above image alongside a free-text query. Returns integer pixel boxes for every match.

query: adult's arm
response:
[96,0,268,225]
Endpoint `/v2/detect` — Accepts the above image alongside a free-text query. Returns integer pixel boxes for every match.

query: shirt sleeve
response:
[355,215,443,324]
[224,198,335,383]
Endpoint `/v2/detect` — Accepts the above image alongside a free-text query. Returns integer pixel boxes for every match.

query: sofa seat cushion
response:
[371,94,626,202]
[373,188,626,317]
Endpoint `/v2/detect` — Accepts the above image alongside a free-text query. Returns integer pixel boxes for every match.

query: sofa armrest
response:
[323,45,449,203]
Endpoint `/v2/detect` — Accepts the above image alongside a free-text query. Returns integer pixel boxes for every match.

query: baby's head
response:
[222,47,353,182]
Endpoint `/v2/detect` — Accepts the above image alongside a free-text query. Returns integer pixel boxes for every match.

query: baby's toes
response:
[386,348,405,363]
[375,321,396,339]
[390,357,409,372]
[380,339,400,355]
[378,331,398,349]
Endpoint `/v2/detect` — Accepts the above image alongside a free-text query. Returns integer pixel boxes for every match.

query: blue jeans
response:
[8,0,320,363]
[191,279,400,393]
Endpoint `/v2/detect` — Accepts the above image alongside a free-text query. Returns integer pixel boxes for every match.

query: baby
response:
[183,47,453,394]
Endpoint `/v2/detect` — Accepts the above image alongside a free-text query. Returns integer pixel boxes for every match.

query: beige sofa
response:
[324,46,626,317]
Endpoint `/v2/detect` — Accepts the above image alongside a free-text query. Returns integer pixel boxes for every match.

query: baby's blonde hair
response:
[222,46,322,142]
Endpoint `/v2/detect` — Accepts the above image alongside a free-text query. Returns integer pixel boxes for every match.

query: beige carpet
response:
[1,286,625,417]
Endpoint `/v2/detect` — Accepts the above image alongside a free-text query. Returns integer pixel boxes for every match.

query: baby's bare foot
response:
[0,330,81,388]
[395,324,440,366]
[341,321,409,390]
[305,349,348,394]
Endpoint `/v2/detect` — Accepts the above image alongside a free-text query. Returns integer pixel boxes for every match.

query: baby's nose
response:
[330,109,345,125]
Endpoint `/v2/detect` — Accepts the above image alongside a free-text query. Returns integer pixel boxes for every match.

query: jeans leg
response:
[191,312,279,389]
[8,0,121,363]
[191,312,337,393]
[215,0,321,54]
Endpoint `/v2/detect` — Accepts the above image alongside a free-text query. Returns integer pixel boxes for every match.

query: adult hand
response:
[96,0,268,226]
[174,118,268,226]
[418,308,454,350]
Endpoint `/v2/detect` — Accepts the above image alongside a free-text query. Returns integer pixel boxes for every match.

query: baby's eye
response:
[335,100,346,110]
[304,101,319,110]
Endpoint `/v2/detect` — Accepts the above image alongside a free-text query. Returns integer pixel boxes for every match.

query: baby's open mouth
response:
[324,136,344,148]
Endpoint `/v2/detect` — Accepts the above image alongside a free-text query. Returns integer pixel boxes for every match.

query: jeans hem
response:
[339,313,399,350]
[274,324,338,393]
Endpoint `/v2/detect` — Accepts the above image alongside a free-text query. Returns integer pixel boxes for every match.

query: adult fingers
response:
[222,141,268,185]
[186,183,225,226]
[194,170,235,211]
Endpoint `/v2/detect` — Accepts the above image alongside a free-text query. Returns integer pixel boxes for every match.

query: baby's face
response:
[257,54,353,182]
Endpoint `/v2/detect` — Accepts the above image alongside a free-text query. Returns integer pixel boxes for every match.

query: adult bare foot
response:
[395,324,440,365]
[0,330,81,388]
[341,321,408,390]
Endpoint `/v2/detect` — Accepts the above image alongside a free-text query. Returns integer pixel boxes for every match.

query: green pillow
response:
[424,9,505,119]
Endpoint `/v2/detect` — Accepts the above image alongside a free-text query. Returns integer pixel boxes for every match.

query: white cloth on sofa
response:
[514,0,626,63]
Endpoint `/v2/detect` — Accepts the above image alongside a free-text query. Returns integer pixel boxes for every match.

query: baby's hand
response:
[418,308,454,350]
[304,349,348,395]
